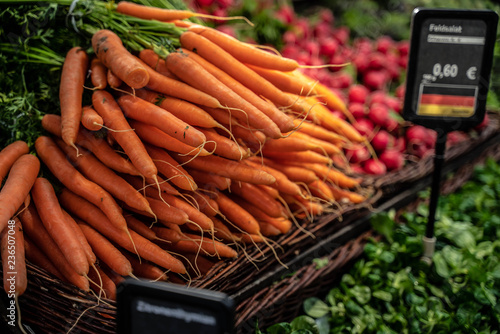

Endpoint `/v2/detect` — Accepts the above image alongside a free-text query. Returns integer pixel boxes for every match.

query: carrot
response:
[259,221,282,237]
[305,75,352,121]
[60,46,89,152]
[58,188,187,274]
[107,69,123,88]
[90,57,107,90]
[196,127,250,160]
[146,193,214,232]
[260,158,318,184]
[115,1,252,25]
[308,179,335,202]
[136,56,222,109]
[24,237,64,280]
[300,163,362,189]
[135,88,221,129]
[166,232,238,258]
[78,223,133,277]
[81,105,104,131]
[122,251,168,281]
[190,191,219,217]
[215,191,260,235]
[35,136,129,233]
[328,184,367,204]
[63,210,96,265]
[124,214,158,241]
[183,254,216,276]
[234,233,264,244]
[145,144,198,191]
[180,48,295,133]
[183,167,231,191]
[0,140,29,185]
[145,196,190,226]
[129,120,210,158]
[294,119,347,144]
[260,150,332,165]
[122,173,180,196]
[56,138,154,216]
[229,182,286,218]
[41,114,142,176]
[1,218,27,297]
[188,25,299,72]
[150,226,182,244]
[245,64,316,96]
[283,194,325,217]
[261,135,322,153]
[100,263,126,286]
[172,153,276,185]
[231,196,292,234]
[92,90,158,180]
[245,159,302,196]
[179,31,302,110]
[92,29,149,88]
[0,154,40,234]
[18,202,90,291]
[211,216,240,243]
[164,51,282,139]
[31,177,90,276]
[288,131,342,156]
[117,94,207,148]
[138,49,175,78]
[87,265,117,300]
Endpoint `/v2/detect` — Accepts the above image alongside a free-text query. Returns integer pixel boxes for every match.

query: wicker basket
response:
[3,112,499,334]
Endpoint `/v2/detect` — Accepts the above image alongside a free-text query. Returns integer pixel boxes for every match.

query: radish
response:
[348,84,370,104]
[371,130,394,152]
[196,0,214,6]
[345,145,370,164]
[394,136,406,153]
[353,118,374,137]
[363,69,389,90]
[349,102,366,119]
[380,149,404,171]
[405,125,428,147]
[367,52,386,70]
[375,36,395,54]
[363,159,387,175]
[332,26,350,45]
[385,116,399,132]
[368,103,390,127]
[319,37,339,57]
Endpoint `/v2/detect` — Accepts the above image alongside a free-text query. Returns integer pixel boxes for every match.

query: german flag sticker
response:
[417,84,477,117]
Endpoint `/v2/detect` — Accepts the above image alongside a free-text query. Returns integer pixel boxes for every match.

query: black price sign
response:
[403,8,498,132]
[117,279,235,334]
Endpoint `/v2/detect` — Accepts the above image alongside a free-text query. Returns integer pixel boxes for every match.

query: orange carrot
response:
[31,177,90,276]
[18,202,89,291]
[183,253,216,276]
[246,64,316,96]
[60,46,89,151]
[179,48,295,133]
[215,191,260,235]
[0,154,40,234]
[117,94,207,148]
[87,265,117,300]
[288,131,342,156]
[107,68,123,88]
[301,163,361,189]
[42,114,141,176]
[122,251,168,281]
[116,1,252,25]
[211,216,240,243]
[56,138,154,216]
[245,159,302,196]
[261,158,318,184]
[92,29,149,88]
[164,51,282,139]
[35,136,129,233]
[183,167,231,191]
[328,184,367,204]
[81,105,104,131]
[261,135,322,153]
[308,179,335,202]
[145,144,197,191]
[188,25,299,72]
[179,31,301,110]
[78,223,133,276]
[172,153,276,185]
[58,188,187,274]
[122,173,180,196]
[294,119,347,144]
[135,88,221,129]
[138,49,175,78]
[167,232,238,258]
[190,191,219,217]
[0,140,29,185]
[92,90,158,180]
[150,226,182,244]
[229,182,286,218]
[129,120,209,158]
[196,127,250,160]
[144,196,190,226]
[63,210,96,265]
[259,221,283,237]
[90,57,107,90]
[125,214,158,241]
[1,218,27,297]
[260,150,332,166]
[24,237,64,280]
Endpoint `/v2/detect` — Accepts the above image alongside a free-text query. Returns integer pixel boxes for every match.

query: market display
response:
[0,0,498,333]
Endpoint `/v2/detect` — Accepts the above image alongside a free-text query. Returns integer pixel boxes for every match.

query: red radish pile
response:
[189,0,489,176]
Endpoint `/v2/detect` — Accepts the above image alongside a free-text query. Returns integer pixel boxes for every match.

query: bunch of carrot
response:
[0,1,370,302]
